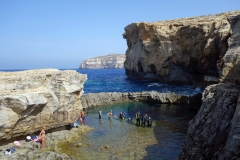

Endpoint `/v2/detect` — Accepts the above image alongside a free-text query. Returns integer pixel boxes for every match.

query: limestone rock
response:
[0,125,92,160]
[80,91,197,109]
[0,69,87,140]
[123,10,240,88]
[79,54,125,69]
[219,14,240,84]
[180,83,240,159]
[180,14,240,159]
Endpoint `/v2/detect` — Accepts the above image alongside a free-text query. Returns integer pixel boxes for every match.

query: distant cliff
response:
[79,54,125,69]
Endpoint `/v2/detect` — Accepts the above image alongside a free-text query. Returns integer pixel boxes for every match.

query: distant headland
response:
[79,53,125,69]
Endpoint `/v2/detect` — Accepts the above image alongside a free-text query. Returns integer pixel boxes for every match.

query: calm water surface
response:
[59,101,198,160]
[77,69,200,95]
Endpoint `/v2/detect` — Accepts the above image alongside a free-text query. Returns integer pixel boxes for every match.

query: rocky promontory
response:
[79,54,125,69]
[0,69,87,140]
[123,10,240,159]
[123,10,240,89]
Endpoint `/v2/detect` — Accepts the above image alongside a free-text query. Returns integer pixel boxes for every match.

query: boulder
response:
[0,69,87,140]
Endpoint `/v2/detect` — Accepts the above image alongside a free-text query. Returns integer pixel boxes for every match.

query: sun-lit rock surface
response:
[80,91,202,109]
[0,69,87,140]
[123,10,240,89]
[79,53,125,69]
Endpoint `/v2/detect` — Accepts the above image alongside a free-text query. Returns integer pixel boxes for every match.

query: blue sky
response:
[1,0,239,69]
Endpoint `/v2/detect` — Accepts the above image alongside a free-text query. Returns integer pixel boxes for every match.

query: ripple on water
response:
[58,102,198,160]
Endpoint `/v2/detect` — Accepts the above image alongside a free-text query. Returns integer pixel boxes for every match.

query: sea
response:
[76,68,200,95]
[1,68,199,95]
[2,68,200,160]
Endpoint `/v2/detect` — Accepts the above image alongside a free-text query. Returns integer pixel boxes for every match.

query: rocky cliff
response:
[0,69,87,140]
[179,14,240,159]
[79,54,125,69]
[123,10,240,88]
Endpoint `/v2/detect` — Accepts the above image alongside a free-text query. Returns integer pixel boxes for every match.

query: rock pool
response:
[58,101,198,160]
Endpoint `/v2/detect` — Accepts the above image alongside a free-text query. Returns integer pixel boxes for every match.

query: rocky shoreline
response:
[1,10,240,160]
[0,90,201,159]
[0,125,93,160]
[80,91,202,109]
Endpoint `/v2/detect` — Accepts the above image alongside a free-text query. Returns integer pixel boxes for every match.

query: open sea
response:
[1,68,199,95]
[76,68,199,95]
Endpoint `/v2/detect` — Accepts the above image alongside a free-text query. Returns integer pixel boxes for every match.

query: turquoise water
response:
[66,101,198,160]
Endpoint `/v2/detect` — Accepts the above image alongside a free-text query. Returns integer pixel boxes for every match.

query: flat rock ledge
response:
[0,125,93,160]
[80,91,202,109]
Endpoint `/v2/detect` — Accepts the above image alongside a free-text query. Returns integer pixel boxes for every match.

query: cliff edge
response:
[79,54,125,69]
[179,14,240,159]
[123,10,240,88]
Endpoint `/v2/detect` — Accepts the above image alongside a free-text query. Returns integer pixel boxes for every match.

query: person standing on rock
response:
[99,109,102,119]
[39,126,46,150]
[80,110,86,125]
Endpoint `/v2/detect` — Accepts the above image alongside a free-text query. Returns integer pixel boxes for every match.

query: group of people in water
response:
[135,111,152,127]
[99,109,152,127]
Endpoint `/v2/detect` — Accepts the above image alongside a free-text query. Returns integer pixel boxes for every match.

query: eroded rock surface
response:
[80,91,201,109]
[79,54,125,69]
[0,125,92,160]
[180,14,240,159]
[123,11,240,88]
[0,69,87,140]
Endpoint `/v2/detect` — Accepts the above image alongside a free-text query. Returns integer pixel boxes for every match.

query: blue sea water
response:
[77,68,199,95]
[1,68,199,95]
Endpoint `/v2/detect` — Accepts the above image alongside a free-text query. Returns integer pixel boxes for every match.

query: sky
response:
[0,0,240,70]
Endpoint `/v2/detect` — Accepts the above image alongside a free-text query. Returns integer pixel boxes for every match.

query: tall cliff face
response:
[0,69,87,140]
[79,54,125,69]
[180,14,240,159]
[123,11,240,88]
